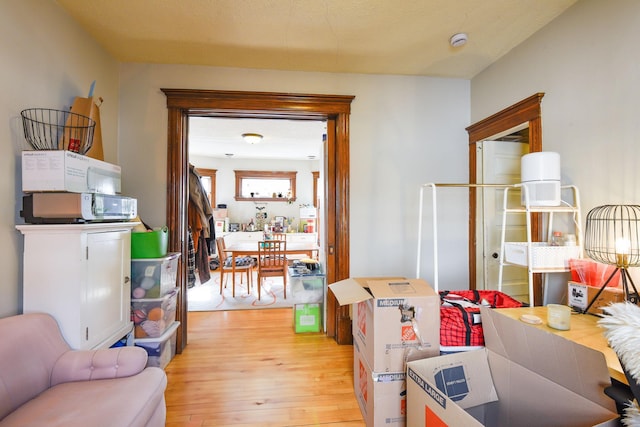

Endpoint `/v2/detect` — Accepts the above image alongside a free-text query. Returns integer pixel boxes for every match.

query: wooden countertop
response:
[494,306,625,384]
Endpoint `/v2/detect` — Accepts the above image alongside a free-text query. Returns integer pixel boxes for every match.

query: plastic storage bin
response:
[131,227,168,259]
[504,242,581,269]
[290,275,324,304]
[294,303,322,333]
[131,252,180,298]
[131,287,179,338]
[135,321,180,369]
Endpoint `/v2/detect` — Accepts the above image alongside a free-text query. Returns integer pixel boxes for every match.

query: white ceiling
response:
[55,0,578,160]
[189,117,326,160]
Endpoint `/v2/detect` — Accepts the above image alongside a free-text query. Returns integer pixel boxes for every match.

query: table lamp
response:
[583,204,640,313]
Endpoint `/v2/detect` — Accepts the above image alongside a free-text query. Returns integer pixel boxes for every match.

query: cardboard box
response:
[213,208,227,219]
[294,303,322,333]
[329,278,440,372]
[406,306,618,427]
[354,339,406,427]
[22,150,121,194]
[299,206,317,218]
[568,281,625,314]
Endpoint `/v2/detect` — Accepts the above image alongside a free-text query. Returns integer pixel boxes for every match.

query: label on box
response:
[568,282,589,310]
[434,365,469,402]
[299,315,316,326]
[568,281,625,314]
[408,350,498,411]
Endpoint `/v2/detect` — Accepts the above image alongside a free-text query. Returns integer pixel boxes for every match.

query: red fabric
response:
[439,290,523,347]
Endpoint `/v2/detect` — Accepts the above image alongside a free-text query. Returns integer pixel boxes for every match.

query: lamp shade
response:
[584,204,640,267]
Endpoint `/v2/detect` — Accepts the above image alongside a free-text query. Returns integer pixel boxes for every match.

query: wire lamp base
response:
[581,267,640,314]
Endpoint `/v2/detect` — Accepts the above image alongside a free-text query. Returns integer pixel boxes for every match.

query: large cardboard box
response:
[406,306,618,427]
[329,278,440,372]
[568,281,625,315]
[354,339,406,427]
[22,150,121,194]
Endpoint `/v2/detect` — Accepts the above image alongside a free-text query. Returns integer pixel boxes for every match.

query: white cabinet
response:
[286,233,317,243]
[498,185,583,306]
[17,223,136,350]
[222,231,264,246]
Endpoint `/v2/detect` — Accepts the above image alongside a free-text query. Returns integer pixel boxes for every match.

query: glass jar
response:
[550,231,563,246]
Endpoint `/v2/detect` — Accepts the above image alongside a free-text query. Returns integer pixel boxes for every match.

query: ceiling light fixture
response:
[449,32,468,48]
[242,133,263,144]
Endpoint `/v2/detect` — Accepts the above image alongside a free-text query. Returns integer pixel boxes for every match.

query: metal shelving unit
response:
[498,184,583,305]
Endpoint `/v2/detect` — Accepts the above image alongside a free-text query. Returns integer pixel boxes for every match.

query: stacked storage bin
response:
[289,261,324,333]
[130,252,181,369]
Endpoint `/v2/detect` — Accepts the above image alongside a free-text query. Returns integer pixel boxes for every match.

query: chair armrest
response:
[51,346,148,386]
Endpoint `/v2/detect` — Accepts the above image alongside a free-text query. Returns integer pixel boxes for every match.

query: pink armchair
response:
[0,313,166,426]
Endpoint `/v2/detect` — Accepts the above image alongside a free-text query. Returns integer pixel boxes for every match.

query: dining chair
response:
[271,233,287,241]
[215,237,254,297]
[257,240,287,300]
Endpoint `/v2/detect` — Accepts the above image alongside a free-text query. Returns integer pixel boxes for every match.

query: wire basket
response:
[21,108,95,155]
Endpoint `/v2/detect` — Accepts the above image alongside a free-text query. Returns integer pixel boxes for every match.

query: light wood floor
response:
[164,308,365,427]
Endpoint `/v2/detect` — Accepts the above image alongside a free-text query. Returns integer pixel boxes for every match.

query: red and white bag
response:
[439,290,523,350]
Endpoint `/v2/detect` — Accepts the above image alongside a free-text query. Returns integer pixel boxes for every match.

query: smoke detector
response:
[449,33,468,48]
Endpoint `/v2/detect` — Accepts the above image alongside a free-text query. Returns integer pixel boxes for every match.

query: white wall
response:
[0,0,120,316]
[118,65,471,284]
[471,0,640,301]
[472,0,640,214]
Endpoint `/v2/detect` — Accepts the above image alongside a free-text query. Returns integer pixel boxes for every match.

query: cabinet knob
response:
[124,276,130,284]
[492,252,499,259]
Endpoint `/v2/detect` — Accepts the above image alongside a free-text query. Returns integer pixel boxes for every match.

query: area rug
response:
[187,274,292,311]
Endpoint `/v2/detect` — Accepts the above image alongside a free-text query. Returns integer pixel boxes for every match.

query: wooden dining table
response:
[223,242,320,289]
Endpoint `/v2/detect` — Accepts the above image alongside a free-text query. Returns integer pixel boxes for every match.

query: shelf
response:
[498,184,583,306]
[503,205,579,214]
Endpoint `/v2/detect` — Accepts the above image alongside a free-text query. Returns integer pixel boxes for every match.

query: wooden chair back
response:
[215,236,252,297]
[257,240,287,299]
[215,237,228,264]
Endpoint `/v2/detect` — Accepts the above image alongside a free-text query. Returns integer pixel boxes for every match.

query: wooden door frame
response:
[161,89,355,351]
[466,93,545,304]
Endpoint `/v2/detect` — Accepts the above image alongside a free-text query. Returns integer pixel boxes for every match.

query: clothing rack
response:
[416,183,513,292]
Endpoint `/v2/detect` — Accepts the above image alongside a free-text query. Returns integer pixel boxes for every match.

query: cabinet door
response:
[288,233,317,243]
[84,230,131,349]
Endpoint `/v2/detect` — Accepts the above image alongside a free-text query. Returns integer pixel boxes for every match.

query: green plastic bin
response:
[131,227,168,259]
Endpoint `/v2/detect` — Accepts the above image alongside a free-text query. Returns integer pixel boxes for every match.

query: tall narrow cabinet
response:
[16,222,137,350]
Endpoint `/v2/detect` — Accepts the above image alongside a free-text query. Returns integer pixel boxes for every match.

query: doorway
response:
[476,138,529,302]
[162,89,355,351]
[186,116,326,311]
[466,93,545,304]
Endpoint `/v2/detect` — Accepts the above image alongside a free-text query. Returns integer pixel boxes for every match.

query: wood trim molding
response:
[233,170,297,202]
[466,93,545,304]
[162,89,355,349]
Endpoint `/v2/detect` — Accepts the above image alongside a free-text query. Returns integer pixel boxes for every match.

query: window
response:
[234,170,297,202]
[196,168,217,208]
